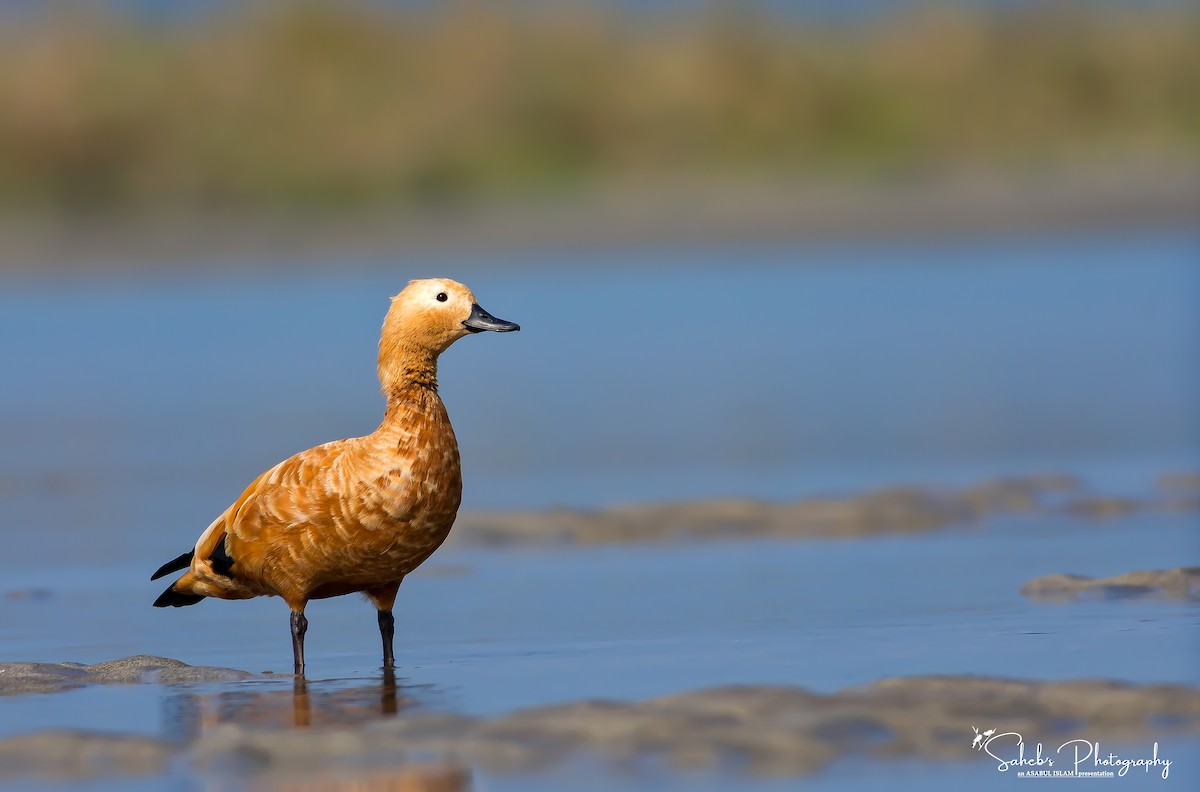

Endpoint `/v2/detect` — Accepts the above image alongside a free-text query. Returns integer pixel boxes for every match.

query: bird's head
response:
[378,278,519,389]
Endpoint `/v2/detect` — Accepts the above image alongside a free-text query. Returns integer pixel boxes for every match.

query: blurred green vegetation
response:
[0,2,1196,214]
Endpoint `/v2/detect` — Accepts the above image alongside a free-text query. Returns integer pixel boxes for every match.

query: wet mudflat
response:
[2,498,1198,789]
[1,229,1197,789]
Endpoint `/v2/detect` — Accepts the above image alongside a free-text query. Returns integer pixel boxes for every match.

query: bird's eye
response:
[436,292,448,302]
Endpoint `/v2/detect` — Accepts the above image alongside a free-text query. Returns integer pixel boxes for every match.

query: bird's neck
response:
[379,349,445,424]
[380,346,439,397]
[375,375,453,456]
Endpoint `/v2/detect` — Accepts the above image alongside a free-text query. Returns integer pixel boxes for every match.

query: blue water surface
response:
[0,228,1197,790]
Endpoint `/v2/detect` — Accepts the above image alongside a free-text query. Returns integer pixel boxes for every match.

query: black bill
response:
[463,303,520,333]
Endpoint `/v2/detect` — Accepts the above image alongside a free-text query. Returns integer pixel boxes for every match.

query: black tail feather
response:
[153,581,204,608]
[211,540,235,578]
[151,550,194,581]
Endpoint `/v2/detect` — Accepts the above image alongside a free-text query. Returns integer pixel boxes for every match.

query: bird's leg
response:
[290,610,309,675]
[378,609,396,668]
[366,579,403,670]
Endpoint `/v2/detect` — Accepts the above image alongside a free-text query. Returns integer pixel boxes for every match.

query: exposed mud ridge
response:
[0,731,172,779]
[451,474,1198,546]
[0,656,249,696]
[2,675,1196,779]
[1021,567,1200,602]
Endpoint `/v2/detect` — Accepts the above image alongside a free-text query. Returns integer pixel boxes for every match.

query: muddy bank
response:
[2,674,1196,780]
[0,656,249,696]
[1158,471,1200,493]
[1021,567,1200,602]
[0,732,171,779]
[450,474,1196,547]
[188,677,1200,777]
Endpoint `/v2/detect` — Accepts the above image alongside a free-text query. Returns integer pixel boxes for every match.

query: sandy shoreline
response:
[1,659,1195,781]
[448,473,1199,547]
[1,167,1196,274]
[1021,567,1200,602]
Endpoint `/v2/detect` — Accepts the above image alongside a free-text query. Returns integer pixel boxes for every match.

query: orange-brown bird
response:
[151,278,519,674]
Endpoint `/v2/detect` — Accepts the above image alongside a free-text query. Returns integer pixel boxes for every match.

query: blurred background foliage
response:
[0,0,1196,215]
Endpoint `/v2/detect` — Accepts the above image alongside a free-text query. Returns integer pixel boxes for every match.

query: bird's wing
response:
[193,510,232,566]
[182,440,347,578]
[222,439,355,544]
[188,464,275,575]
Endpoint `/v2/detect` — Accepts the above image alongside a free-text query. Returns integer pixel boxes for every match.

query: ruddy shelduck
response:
[151,278,519,674]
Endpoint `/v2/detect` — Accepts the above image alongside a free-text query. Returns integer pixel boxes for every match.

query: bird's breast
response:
[346,401,464,572]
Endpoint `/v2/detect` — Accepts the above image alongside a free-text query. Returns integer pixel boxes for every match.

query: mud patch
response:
[179,675,1200,777]
[0,655,250,696]
[1021,567,1200,602]
[6,674,1193,779]
[452,474,1200,546]
[0,731,171,778]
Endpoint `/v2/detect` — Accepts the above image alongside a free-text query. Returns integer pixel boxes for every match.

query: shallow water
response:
[3,230,1198,527]
[3,508,1198,788]
[1,228,1198,788]
[3,509,1197,729]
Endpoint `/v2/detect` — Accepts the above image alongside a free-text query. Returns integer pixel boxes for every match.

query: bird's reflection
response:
[165,667,439,738]
[291,666,402,728]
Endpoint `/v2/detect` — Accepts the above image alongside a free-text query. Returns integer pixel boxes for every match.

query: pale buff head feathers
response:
[378,278,519,390]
